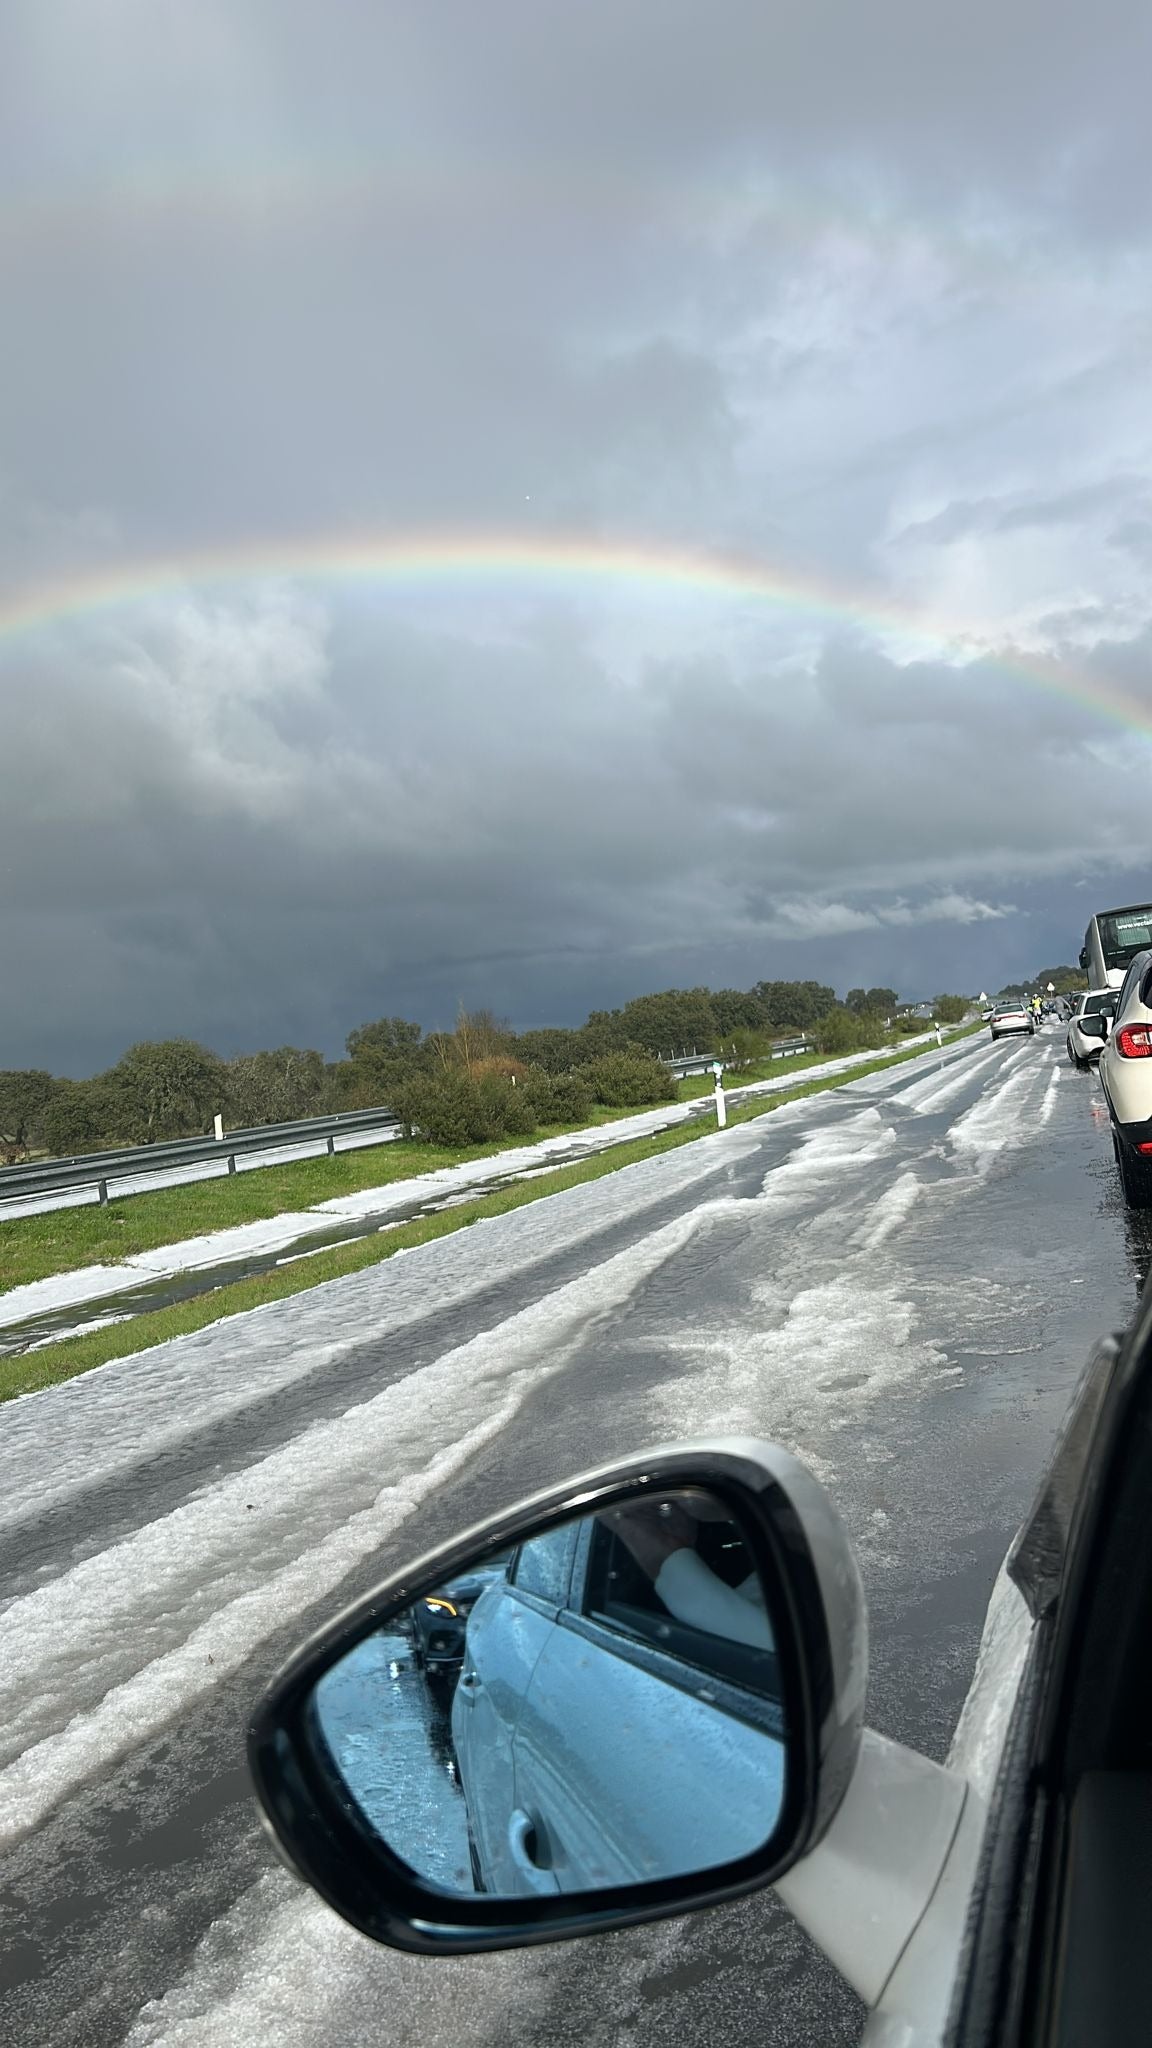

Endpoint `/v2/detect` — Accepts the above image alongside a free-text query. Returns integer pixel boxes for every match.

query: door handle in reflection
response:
[507,1809,561,1895]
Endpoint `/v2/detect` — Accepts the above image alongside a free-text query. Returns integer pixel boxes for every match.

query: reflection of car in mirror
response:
[451,1501,785,1895]
[410,1563,509,1689]
[255,1457,822,1937]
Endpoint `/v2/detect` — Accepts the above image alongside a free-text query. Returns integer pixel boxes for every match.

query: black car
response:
[409,1563,509,1686]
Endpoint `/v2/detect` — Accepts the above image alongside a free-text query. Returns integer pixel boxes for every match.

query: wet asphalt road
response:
[0,1025,1148,2048]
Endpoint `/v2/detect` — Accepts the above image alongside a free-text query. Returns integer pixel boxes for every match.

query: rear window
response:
[1102,909,1152,964]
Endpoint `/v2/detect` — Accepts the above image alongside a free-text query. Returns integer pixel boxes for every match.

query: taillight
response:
[1116,1025,1152,1058]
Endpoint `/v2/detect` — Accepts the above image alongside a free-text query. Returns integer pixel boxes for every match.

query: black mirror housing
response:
[248,1439,866,1954]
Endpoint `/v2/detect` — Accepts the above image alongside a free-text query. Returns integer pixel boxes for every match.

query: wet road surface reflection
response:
[313,1626,474,1892]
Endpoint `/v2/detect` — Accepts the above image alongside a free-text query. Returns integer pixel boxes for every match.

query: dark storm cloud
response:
[2,0,1151,1069]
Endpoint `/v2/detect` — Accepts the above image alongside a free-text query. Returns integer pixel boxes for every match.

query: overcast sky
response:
[3,1,1152,1073]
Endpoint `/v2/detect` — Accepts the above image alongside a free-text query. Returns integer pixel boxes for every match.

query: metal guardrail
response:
[662,1038,815,1077]
[0,1105,400,1210]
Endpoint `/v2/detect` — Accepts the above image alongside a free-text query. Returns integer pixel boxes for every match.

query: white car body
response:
[1065,988,1116,1066]
[988,1003,1034,1040]
[1098,947,1152,1203]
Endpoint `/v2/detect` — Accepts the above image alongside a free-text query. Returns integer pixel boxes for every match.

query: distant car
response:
[1065,988,1117,1069]
[410,1563,509,1686]
[1097,948,1152,1207]
[988,1002,1035,1040]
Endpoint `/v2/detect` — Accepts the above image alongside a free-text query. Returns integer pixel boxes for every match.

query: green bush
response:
[579,1052,677,1107]
[0,1070,61,1159]
[812,1008,888,1055]
[389,1072,540,1147]
[932,995,969,1024]
[520,1070,594,1125]
[475,1074,538,1137]
[513,1029,587,1074]
[721,1028,773,1069]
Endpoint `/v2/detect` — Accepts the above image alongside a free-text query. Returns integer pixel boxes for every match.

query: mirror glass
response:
[309,1488,788,1897]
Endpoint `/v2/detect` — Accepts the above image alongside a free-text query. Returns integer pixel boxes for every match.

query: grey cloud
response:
[895,478,1152,548]
[3,1,1152,1068]
[4,589,1149,1070]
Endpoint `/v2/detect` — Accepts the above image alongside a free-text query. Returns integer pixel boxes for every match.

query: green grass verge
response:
[674,1038,931,1099]
[0,1118,629,1293]
[0,1025,981,1405]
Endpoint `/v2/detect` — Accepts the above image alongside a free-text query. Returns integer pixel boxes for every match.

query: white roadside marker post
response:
[712,1059,727,1128]
[213,1113,224,1141]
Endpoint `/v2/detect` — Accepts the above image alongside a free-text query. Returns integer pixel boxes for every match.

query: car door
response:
[1098,954,1150,1103]
[944,1282,1152,2048]
[509,1515,787,1893]
[451,1520,578,1893]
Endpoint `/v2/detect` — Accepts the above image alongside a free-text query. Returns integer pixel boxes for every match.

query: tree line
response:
[996,964,1086,998]
[0,978,971,1162]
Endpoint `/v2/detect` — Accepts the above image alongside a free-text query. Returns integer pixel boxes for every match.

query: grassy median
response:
[0,1110,635,1294]
[0,1037,953,1294]
[0,1026,981,1405]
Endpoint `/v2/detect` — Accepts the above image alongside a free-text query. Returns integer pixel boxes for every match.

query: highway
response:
[0,1025,1147,2048]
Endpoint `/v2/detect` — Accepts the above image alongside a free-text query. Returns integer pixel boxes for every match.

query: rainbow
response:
[2,528,1149,736]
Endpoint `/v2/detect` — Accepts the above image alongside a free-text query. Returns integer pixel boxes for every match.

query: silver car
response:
[450,1513,784,1894]
[1065,987,1117,1068]
[988,1000,1035,1041]
[1097,946,1152,1206]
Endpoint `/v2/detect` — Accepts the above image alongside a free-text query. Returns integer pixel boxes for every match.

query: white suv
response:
[1097,946,1152,1207]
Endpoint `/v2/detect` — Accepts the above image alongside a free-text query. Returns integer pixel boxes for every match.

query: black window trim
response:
[555,1605,785,1739]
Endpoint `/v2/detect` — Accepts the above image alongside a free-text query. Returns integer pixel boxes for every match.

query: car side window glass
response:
[509,1523,577,1606]
[581,1518,779,1707]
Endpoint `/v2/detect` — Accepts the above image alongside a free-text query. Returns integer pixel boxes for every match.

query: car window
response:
[580,1519,779,1704]
[509,1522,578,1606]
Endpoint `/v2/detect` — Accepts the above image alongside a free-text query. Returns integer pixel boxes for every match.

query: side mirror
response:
[1078,1015,1107,1039]
[248,1440,866,1954]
